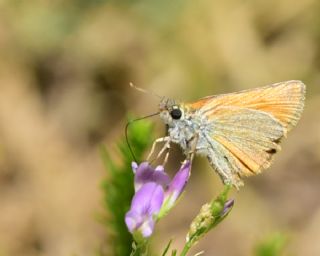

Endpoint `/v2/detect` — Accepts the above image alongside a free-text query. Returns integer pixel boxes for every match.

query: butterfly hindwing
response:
[208,107,284,187]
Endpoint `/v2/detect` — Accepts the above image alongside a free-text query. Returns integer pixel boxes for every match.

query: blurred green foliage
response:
[100,118,153,256]
[254,233,287,256]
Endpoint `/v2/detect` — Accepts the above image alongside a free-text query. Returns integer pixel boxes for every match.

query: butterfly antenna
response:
[129,82,162,99]
[125,112,160,162]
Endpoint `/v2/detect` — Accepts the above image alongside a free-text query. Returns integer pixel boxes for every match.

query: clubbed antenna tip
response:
[129,82,162,99]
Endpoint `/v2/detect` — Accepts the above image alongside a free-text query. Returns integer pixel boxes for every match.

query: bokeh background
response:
[0,0,320,255]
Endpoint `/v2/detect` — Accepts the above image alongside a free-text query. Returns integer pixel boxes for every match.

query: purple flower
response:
[221,199,234,217]
[125,161,191,238]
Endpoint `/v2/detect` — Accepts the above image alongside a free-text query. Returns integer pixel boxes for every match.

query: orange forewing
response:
[188,80,305,132]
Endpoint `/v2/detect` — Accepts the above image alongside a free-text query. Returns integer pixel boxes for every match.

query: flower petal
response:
[125,211,143,233]
[125,182,164,237]
[158,161,191,219]
[131,162,139,173]
[140,216,155,238]
[165,161,191,204]
[131,182,164,215]
[147,183,165,215]
[134,162,170,191]
[155,165,164,172]
[221,199,234,217]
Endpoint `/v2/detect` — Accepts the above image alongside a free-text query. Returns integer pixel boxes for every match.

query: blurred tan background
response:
[0,0,320,255]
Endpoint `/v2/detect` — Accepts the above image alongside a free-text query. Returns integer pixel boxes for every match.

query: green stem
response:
[180,241,192,256]
[132,239,149,256]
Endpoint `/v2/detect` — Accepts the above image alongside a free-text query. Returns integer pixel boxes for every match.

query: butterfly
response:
[145,80,306,189]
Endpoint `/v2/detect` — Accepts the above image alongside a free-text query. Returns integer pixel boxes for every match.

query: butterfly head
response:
[159,98,186,126]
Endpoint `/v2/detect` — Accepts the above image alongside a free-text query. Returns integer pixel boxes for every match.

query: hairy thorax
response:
[160,107,213,156]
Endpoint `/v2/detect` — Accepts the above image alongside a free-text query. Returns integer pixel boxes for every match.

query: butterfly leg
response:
[155,139,171,166]
[162,147,170,166]
[147,136,170,161]
[186,133,200,163]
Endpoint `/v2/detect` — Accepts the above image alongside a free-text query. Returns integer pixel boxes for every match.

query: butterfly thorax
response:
[159,98,211,153]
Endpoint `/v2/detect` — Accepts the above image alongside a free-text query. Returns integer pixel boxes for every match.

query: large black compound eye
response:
[170,108,182,120]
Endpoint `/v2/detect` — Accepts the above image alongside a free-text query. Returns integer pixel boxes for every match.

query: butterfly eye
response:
[170,108,182,120]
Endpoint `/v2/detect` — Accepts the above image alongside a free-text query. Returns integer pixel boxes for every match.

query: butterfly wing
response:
[190,80,305,132]
[187,80,306,188]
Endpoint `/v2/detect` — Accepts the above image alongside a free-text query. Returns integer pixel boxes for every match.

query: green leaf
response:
[161,239,173,256]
